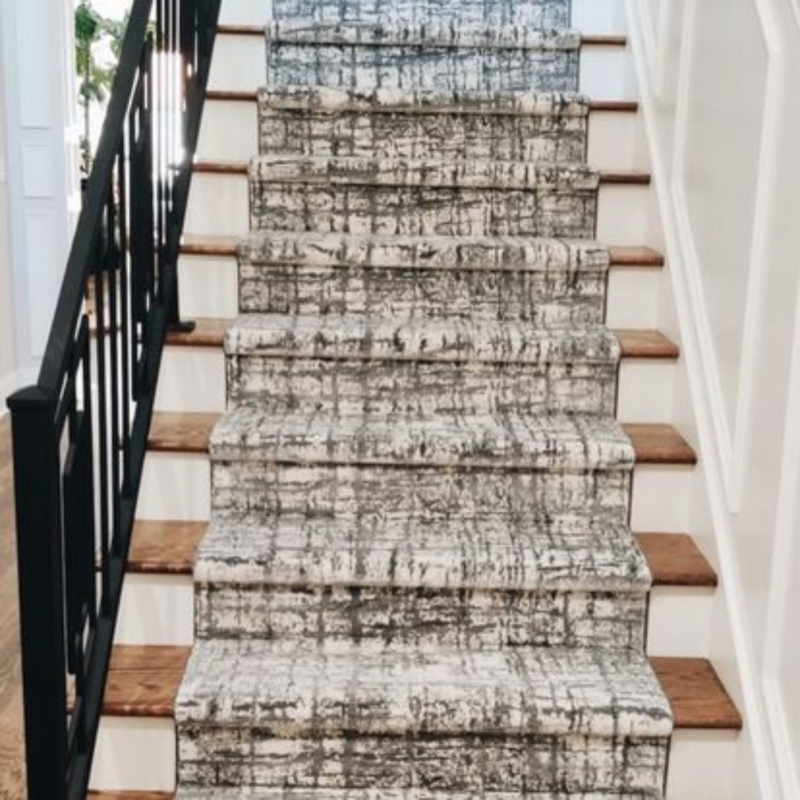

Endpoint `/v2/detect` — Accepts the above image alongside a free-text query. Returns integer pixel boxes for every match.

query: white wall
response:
[0,59,18,405]
[626,0,800,796]
[0,0,80,409]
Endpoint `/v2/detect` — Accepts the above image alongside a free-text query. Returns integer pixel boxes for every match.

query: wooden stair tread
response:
[167,319,677,361]
[147,412,218,453]
[148,413,697,465]
[588,99,638,113]
[206,89,258,102]
[180,236,664,269]
[129,521,207,574]
[180,233,238,257]
[615,329,680,359]
[625,423,698,465]
[192,159,651,186]
[103,646,190,717]
[99,645,740,729]
[125,521,715,589]
[89,794,172,799]
[166,317,229,348]
[217,25,628,47]
[651,657,742,729]
[635,533,717,587]
[608,245,665,268]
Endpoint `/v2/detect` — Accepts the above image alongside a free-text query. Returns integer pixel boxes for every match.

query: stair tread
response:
[237,230,609,272]
[623,424,697,465]
[176,791,658,799]
[128,521,716,589]
[614,329,679,359]
[148,412,219,453]
[196,157,648,189]
[99,645,741,730]
[248,155,600,190]
[180,233,662,269]
[267,21,582,51]
[259,85,591,117]
[196,515,650,592]
[176,639,673,738]
[608,246,664,267]
[226,314,620,364]
[176,792,657,800]
[634,533,717,587]
[210,407,635,470]
[148,411,695,466]
[167,318,679,365]
[129,520,207,574]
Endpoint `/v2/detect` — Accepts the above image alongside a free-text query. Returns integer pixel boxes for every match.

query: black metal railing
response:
[7,1,222,797]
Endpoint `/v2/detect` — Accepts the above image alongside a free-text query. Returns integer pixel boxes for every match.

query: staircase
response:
[87,0,744,797]
[178,0,666,794]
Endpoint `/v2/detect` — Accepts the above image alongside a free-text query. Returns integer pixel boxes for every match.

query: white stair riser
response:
[606,267,662,328]
[177,256,662,330]
[197,97,643,171]
[219,0,271,26]
[114,574,194,646]
[111,570,712,658]
[156,348,227,413]
[87,719,735,798]
[631,465,693,533]
[178,255,240,320]
[138,453,211,521]
[647,587,714,657]
[154,343,676,420]
[90,718,176,792]
[208,34,634,100]
[184,171,654,241]
[139,450,692,530]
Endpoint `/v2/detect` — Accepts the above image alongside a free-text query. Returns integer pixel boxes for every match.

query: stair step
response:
[181,234,664,266]
[147,412,695,466]
[265,23,581,93]
[167,319,680,363]
[194,514,649,649]
[270,0,570,30]
[225,315,620,415]
[95,644,742,731]
[176,640,671,793]
[210,407,634,469]
[126,521,718,588]
[257,87,591,163]
[177,792,657,800]
[235,230,610,325]
[248,155,600,238]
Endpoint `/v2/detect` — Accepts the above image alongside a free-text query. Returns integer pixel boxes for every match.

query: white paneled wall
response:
[625,0,800,796]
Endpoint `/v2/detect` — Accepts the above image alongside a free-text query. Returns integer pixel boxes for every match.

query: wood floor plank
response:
[129,521,208,575]
[651,657,743,730]
[608,246,665,268]
[626,424,698,465]
[147,412,219,453]
[636,533,718,587]
[615,329,680,359]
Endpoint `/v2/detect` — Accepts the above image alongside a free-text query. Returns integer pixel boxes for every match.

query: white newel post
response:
[0,0,80,382]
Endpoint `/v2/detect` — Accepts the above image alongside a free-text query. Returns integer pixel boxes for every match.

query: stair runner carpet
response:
[175,0,673,797]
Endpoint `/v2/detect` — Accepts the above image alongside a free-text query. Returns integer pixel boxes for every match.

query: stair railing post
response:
[7,386,68,800]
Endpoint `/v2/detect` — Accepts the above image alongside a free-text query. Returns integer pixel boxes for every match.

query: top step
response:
[272,0,571,29]
[266,22,581,93]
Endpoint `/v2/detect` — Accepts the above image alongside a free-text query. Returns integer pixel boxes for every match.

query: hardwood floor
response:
[0,414,26,799]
